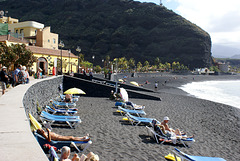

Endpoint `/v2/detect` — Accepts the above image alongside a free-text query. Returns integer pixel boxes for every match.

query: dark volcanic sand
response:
[47,73,240,160]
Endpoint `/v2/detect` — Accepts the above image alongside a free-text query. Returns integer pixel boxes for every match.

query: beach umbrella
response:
[120,88,128,102]
[130,81,139,87]
[64,87,86,95]
[118,79,124,82]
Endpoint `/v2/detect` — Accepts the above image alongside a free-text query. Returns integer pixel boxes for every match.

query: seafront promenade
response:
[0,77,49,161]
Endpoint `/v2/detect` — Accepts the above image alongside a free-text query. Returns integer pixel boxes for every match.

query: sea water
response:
[179,80,240,109]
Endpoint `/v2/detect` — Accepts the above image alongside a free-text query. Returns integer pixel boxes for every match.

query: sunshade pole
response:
[115,81,118,93]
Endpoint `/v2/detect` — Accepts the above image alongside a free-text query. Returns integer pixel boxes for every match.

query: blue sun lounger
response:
[172,148,226,161]
[51,100,76,108]
[45,105,78,115]
[40,111,81,128]
[34,131,92,153]
[117,106,146,116]
[146,126,195,148]
[125,112,156,126]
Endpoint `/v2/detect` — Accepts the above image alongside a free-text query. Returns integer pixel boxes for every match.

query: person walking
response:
[13,64,22,87]
[0,66,9,95]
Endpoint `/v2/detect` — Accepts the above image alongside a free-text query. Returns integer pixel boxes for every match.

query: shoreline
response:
[49,73,240,160]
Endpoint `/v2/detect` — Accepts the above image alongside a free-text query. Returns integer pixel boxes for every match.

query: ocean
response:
[179,80,240,109]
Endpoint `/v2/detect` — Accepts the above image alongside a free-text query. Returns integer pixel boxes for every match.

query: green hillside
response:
[0,0,213,69]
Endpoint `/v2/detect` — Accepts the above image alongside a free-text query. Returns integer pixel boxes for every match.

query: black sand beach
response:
[45,73,240,160]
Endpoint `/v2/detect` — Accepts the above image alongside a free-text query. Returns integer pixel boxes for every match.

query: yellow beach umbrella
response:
[118,79,124,82]
[64,87,86,95]
[130,81,139,87]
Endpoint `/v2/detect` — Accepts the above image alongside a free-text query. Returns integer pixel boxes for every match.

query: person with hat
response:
[0,66,9,95]
[161,116,186,136]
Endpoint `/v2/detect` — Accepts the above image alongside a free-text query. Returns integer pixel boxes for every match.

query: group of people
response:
[0,64,44,95]
[60,146,99,161]
[0,64,30,95]
[35,94,99,160]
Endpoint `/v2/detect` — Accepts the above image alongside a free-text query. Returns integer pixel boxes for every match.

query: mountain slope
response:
[1,0,213,68]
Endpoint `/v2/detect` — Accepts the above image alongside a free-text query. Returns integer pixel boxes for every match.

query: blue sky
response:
[135,0,240,50]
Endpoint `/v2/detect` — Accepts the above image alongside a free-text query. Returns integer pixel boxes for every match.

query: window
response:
[20,29,23,33]
[48,39,50,43]
[16,29,18,33]
[53,38,56,44]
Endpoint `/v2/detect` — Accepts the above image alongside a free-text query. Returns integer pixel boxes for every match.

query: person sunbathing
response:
[152,118,194,140]
[37,128,90,142]
[161,116,191,136]
[64,94,72,103]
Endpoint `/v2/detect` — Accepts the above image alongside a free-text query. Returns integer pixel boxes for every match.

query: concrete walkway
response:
[0,78,49,161]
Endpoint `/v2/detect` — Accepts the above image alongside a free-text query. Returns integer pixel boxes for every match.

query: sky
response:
[136,0,240,50]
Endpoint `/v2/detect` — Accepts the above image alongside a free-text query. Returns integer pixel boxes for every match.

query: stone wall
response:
[23,76,63,118]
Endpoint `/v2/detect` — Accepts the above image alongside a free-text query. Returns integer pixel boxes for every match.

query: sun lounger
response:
[125,112,156,126]
[29,113,42,131]
[34,131,92,153]
[40,111,81,128]
[126,101,145,110]
[171,148,226,161]
[117,106,146,116]
[51,100,76,108]
[45,105,78,115]
[115,101,145,110]
[49,147,59,161]
[146,126,195,148]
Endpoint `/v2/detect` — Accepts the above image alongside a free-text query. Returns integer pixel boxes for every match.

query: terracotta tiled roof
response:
[26,46,78,58]
[0,35,29,43]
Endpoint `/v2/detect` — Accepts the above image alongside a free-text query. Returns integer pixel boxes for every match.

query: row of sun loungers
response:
[114,99,226,161]
[29,94,92,155]
[115,101,195,148]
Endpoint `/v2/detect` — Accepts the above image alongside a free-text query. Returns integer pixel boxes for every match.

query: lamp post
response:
[68,49,71,73]
[92,55,95,70]
[102,59,104,68]
[58,40,64,75]
[76,46,81,73]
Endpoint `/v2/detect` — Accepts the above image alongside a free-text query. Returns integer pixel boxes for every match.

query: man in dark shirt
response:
[0,66,9,95]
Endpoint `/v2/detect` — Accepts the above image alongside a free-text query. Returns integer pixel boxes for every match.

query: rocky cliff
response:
[1,0,213,69]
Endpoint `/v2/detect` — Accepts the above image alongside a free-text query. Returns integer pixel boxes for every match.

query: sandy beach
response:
[41,73,240,160]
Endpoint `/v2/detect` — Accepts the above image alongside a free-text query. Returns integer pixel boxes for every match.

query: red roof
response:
[26,46,78,58]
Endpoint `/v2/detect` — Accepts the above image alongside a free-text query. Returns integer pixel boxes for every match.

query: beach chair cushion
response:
[40,111,81,128]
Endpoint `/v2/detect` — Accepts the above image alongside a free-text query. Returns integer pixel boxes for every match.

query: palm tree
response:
[143,60,149,72]
[128,58,135,71]
[137,61,142,72]
[154,57,160,65]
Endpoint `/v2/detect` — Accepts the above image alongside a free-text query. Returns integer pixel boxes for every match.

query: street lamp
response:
[68,49,71,73]
[92,55,95,69]
[58,40,64,75]
[102,59,104,68]
[76,46,81,73]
